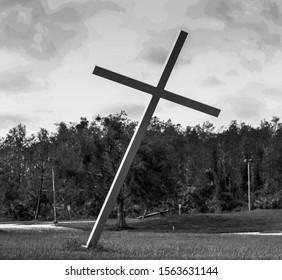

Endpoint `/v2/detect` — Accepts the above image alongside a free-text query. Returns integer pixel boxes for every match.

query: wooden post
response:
[67,205,71,220]
[247,160,251,211]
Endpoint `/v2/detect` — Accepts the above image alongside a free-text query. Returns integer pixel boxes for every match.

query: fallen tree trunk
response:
[136,209,169,219]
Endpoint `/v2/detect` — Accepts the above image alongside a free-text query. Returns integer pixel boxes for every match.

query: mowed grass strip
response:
[0,231,281,260]
[0,209,282,259]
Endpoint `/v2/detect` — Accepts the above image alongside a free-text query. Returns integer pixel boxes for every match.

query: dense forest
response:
[1,111,282,223]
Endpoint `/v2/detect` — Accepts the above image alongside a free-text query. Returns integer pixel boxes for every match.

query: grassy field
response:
[1,209,282,260]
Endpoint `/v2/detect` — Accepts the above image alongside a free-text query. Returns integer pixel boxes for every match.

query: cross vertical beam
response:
[83,30,220,248]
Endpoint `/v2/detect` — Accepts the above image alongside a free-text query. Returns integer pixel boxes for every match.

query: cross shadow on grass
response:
[61,209,282,234]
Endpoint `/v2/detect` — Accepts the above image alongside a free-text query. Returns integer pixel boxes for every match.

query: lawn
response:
[1,209,282,260]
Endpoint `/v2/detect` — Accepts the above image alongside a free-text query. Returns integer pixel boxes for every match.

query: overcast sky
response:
[1,0,282,136]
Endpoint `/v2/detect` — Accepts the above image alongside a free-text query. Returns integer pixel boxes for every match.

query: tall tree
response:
[94,111,136,228]
[28,128,52,220]
[1,124,32,219]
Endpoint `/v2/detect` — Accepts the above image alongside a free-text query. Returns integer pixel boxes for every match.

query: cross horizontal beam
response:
[93,66,220,117]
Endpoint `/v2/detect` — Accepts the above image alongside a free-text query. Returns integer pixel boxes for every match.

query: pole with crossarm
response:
[83,30,221,248]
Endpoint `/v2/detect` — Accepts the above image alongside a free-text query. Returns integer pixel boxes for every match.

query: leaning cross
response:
[83,30,220,248]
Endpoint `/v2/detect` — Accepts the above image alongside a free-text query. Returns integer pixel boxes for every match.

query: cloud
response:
[261,1,282,25]
[225,95,264,119]
[186,0,282,48]
[0,0,125,60]
[138,28,189,67]
[240,58,263,73]
[0,72,33,93]
[254,22,281,46]
[234,98,264,119]
[32,109,54,114]
[0,113,31,129]
[262,88,282,101]
[140,46,168,65]
[226,69,238,76]
[222,83,282,121]
[205,0,243,24]
[50,6,82,23]
[202,76,224,87]
[186,0,241,23]
[0,69,48,94]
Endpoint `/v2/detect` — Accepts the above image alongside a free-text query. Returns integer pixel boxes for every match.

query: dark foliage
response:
[1,114,282,222]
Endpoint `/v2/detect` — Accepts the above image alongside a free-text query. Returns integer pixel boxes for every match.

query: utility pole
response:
[178,204,182,215]
[52,167,57,224]
[244,158,252,211]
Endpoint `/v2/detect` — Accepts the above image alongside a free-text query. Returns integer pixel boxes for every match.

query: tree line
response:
[0,111,282,224]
